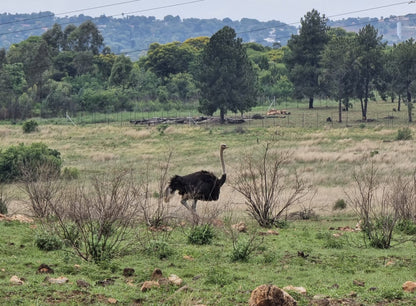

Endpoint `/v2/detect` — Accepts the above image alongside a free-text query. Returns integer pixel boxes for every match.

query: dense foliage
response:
[0,10,416,123]
[197,26,257,122]
[0,143,61,182]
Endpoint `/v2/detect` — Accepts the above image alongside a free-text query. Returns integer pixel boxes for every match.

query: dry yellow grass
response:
[3,122,416,216]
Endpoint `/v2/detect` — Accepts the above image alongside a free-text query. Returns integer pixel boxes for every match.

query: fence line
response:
[65,109,413,129]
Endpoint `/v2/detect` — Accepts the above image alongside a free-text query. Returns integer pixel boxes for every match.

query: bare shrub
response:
[19,161,62,218]
[346,160,411,249]
[232,144,311,228]
[134,152,175,227]
[22,167,142,262]
[389,171,416,222]
[58,169,141,262]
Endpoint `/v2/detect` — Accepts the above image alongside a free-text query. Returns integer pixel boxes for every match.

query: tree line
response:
[0,9,416,123]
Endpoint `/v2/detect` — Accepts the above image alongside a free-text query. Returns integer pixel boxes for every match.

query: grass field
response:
[1,100,416,305]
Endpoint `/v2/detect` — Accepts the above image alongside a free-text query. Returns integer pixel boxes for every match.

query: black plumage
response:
[164,144,228,212]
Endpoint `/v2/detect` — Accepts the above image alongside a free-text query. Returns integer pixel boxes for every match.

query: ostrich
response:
[164,144,228,213]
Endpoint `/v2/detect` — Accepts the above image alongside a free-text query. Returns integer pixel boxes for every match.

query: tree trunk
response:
[220,108,225,124]
[398,95,401,112]
[363,98,368,121]
[338,99,342,123]
[360,98,367,121]
[407,90,413,123]
[308,97,314,109]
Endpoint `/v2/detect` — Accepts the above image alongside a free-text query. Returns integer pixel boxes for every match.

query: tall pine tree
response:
[197,26,257,123]
[284,10,329,109]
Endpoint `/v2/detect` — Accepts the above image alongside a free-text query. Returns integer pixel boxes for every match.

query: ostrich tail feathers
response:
[164,175,181,202]
[164,186,173,203]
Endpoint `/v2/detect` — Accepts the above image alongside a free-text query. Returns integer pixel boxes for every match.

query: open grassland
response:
[2,105,416,215]
[1,102,416,305]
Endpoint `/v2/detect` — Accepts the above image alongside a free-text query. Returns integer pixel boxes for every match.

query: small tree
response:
[197,26,257,123]
[232,144,311,228]
[284,9,329,109]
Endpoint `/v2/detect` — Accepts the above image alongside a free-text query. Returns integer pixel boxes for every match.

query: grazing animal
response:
[164,144,228,212]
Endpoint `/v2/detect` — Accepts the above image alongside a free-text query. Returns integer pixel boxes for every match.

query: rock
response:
[0,214,34,223]
[140,280,159,292]
[46,276,69,284]
[249,284,297,306]
[313,294,329,300]
[36,264,54,274]
[297,251,309,258]
[10,275,24,285]
[402,281,416,293]
[123,268,135,277]
[158,278,170,286]
[76,279,91,288]
[283,285,307,295]
[168,274,183,286]
[151,268,163,280]
[176,285,192,293]
[96,278,116,286]
[108,298,117,304]
[232,222,247,232]
[258,230,279,236]
[348,291,357,298]
[183,255,194,261]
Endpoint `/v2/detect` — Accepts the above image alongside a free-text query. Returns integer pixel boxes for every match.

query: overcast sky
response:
[2,0,416,24]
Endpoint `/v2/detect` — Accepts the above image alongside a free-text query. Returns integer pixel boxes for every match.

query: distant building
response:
[397,21,402,40]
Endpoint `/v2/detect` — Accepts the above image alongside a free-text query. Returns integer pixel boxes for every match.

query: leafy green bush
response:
[146,239,174,259]
[62,167,80,180]
[323,237,344,249]
[230,239,253,262]
[0,198,7,215]
[204,266,231,286]
[396,127,412,140]
[35,232,63,251]
[187,224,214,245]
[333,199,347,210]
[0,143,61,182]
[396,219,416,235]
[0,186,8,215]
[22,120,39,133]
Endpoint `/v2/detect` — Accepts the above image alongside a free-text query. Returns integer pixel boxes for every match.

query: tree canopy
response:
[197,26,257,122]
[284,9,329,109]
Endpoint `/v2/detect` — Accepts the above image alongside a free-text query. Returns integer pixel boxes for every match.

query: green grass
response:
[1,101,416,304]
[0,218,415,305]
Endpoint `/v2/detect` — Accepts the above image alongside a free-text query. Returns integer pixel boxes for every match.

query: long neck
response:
[220,148,226,175]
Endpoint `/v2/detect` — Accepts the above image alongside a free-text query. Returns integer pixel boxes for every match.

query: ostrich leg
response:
[191,199,198,212]
[180,199,190,210]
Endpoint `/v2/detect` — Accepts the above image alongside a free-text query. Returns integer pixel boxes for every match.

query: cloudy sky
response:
[2,0,416,23]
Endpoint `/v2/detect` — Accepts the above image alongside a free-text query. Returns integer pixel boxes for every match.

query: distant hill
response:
[328,14,416,45]
[1,12,415,60]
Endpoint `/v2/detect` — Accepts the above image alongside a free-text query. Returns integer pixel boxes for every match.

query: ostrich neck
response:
[220,149,226,175]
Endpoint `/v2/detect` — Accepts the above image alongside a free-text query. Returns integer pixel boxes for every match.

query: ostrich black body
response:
[167,170,226,201]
